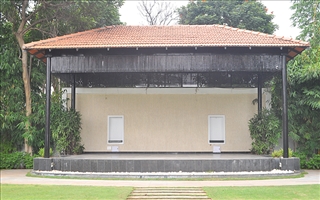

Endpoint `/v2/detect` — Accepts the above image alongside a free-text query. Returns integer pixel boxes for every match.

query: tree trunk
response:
[15,33,33,153]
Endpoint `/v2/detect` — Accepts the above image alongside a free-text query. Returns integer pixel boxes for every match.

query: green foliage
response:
[270,58,320,157]
[37,148,53,157]
[249,109,281,155]
[267,0,320,159]
[285,42,320,157]
[271,148,293,158]
[306,154,320,169]
[33,0,124,37]
[52,105,83,155]
[293,152,320,169]
[0,22,26,152]
[291,0,320,48]
[177,0,277,34]
[0,152,35,169]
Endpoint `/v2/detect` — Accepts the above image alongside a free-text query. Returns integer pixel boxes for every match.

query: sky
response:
[119,1,301,39]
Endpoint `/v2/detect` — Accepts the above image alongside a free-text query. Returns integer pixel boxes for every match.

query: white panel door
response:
[208,115,225,144]
[108,116,124,144]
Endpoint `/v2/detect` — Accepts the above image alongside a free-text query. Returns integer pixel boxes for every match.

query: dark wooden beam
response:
[51,54,283,73]
[48,47,287,56]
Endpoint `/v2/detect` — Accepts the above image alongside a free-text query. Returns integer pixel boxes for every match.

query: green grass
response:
[0,184,133,200]
[204,185,320,200]
[2,184,319,200]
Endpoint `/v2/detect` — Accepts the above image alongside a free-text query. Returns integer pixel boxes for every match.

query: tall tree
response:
[177,0,277,34]
[269,0,320,156]
[291,0,320,47]
[0,22,26,152]
[0,0,123,153]
[287,0,320,156]
[138,0,178,25]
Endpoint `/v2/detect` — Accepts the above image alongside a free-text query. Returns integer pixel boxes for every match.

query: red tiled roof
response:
[23,25,309,62]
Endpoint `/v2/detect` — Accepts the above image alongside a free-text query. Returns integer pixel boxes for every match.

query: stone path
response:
[127,187,211,200]
[1,169,319,187]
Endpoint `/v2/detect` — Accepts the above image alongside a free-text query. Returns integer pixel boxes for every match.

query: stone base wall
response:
[33,157,300,172]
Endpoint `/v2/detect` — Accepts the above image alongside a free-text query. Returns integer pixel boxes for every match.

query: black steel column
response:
[258,73,262,113]
[71,74,76,110]
[282,55,289,158]
[45,55,52,158]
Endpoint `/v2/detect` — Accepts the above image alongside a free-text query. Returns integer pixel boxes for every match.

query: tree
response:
[177,0,277,34]
[291,0,320,47]
[269,0,320,157]
[0,0,123,153]
[0,22,26,152]
[138,0,178,25]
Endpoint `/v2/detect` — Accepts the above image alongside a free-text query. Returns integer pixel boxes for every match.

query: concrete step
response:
[131,192,207,196]
[127,197,211,199]
[127,187,211,200]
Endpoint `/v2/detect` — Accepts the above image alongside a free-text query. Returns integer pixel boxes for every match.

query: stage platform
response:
[33,153,300,173]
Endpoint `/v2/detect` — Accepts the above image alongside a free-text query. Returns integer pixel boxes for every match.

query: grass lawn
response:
[204,184,320,200]
[0,184,133,200]
[2,184,319,200]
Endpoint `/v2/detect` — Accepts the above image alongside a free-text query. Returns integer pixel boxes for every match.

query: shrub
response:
[293,152,320,169]
[0,151,35,169]
[271,148,293,158]
[249,109,281,154]
[37,148,53,157]
[306,154,320,169]
[52,109,83,155]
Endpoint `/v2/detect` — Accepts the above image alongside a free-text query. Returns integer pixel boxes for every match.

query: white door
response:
[208,115,225,144]
[108,116,124,144]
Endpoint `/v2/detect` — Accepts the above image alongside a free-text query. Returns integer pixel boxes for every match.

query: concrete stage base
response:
[33,153,300,174]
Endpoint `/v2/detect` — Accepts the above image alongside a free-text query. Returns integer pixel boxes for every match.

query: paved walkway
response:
[1,169,319,187]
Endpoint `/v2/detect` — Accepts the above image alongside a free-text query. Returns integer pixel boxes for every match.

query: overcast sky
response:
[120,1,301,39]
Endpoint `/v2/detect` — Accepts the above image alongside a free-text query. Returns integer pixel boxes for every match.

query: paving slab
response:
[0,169,319,187]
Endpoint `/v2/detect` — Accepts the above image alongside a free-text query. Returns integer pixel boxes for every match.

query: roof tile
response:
[24,25,309,50]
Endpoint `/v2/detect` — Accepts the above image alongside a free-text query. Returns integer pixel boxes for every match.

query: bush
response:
[306,155,320,169]
[0,151,35,169]
[37,148,53,157]
[293,152,320,169]
[249,109,281,154]
[52,109,83,155]
[271,148,293,158]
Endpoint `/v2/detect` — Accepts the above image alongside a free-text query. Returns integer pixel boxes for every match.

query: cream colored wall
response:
[73,90,258,152]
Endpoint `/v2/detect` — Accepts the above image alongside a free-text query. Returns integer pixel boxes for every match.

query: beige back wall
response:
[73,90,257,152]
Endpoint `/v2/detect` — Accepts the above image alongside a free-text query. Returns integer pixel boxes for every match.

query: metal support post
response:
[282,55,289,158]
[71,74,76,110]
[45,55,52,158]
[258,73,262,113]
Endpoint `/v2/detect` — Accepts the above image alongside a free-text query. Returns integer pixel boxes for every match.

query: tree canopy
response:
[286,0,320,156]
[268,0,320,157]
[291,0,320,47]
[137,0,178,25]
[177,0,277,34]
